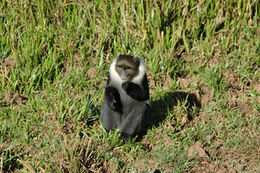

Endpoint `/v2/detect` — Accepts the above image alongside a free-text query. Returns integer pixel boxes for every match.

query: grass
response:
[0,0,259,172]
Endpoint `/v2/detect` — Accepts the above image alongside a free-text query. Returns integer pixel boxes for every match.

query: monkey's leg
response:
[100,103,121,132]
[120,103,149,141]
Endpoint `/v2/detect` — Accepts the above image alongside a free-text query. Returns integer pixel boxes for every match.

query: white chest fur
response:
[109,56,150,105]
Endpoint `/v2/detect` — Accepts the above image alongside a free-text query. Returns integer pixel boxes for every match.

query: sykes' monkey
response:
[100,54,150,142]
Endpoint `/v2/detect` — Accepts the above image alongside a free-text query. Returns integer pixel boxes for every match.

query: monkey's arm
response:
[122,82,149,101]
[105,86,123,113]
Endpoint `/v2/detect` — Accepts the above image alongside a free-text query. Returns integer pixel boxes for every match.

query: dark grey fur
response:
[100,55,150,142]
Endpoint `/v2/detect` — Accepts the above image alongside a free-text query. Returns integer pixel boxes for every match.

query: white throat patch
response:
[110,58,123,85]
[132,56,146,84]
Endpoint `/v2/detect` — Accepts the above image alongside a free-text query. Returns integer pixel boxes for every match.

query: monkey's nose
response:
[122,78,127,82]
[121,75,127,81]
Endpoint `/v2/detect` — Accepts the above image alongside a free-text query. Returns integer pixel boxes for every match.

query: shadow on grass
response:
[139,91,201,140]
[95,91,201,142]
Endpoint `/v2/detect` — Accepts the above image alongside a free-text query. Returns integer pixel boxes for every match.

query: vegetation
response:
[0,0,259,172]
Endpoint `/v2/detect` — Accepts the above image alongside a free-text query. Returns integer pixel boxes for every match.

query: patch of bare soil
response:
[189,140,238,173]
[253,83,260,104]
[103,161,118,173]
[0,56,16,75]
[64,53,85,73]
[224,70,241,90]
[5,57,16,66]
[133,157,160,173]
[253,83,260,93]
[0,57,16,70]
[226,89,254,117]
[87,68,97,79]
[192,111,216,125]
[179,72,259,172]
[191,160,237,173]
[188,141,210,159]
[0,57,16,89]
[2,91,28,106]
[177,76,215,108]
[162,75,172,91]
[178,77,194,89]
[199,86,215,108]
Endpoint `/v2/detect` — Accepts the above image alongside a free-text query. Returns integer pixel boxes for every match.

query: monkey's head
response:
[115,55,140,82]
[110,54,146,85]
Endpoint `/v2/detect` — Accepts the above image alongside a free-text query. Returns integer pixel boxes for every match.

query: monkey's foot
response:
[119,132,131,143]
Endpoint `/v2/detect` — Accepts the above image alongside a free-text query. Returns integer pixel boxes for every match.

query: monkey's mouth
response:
[121,77,128,82]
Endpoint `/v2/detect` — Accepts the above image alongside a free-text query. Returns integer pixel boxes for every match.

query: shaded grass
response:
[1,0,259,172]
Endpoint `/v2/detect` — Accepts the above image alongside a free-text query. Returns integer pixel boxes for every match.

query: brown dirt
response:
[188,141,210,159]
[237,102,254,117]
[146,71,157,95]
[191,160,237,173]
[133,157,160,173]
[0,57,16,77]
[2,57,16,67]
[103,161,117,173]
[200,86,215,108]
[87,68,97,79]
[178,77,193,89]
[189,140,238,173]
[226,89,254,117]
[176,73,259,172]
[2,91,28,106]
[0,57,17,89]
[253,83,260,93]
[192,111,216,125]
[163,134,173,147]
[64,53,85,73]
[253,84,260,104]
[224,70,241,90]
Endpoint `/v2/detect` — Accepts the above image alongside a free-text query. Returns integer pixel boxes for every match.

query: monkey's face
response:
[115,65,137,82]
[115,55,139,82]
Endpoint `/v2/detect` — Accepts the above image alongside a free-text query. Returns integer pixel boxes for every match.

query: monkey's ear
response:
[134,55,142,62]
[133,55,141,66]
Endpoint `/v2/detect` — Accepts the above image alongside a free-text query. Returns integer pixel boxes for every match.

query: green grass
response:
[1,0,259,172]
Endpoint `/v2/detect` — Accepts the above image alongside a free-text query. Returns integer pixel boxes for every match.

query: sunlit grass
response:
[0,0,259,172]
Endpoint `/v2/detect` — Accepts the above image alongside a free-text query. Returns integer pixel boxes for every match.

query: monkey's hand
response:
[105,86,123,113]
[123,82,149,101]
[122,81,129,90]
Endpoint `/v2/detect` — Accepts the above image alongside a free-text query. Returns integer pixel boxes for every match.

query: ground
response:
[0,1,259,172]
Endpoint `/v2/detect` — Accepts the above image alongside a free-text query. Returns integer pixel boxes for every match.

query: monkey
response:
[100,54,150,142]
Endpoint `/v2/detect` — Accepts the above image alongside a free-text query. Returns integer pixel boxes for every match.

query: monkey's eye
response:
[116,66,123,71]
[117,66,129,70]
[125,68,134,73]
